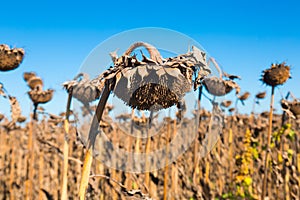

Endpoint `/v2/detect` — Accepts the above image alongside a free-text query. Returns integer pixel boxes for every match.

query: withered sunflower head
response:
[229,107,235,113]
[0,44,25,71]
[256,91,266,99]
[28,89,54,104]
[17,116,27,123]
[203,77,240,96]
[99,42,210,111]
[0,113,4,122]
[63,73,102,104]
[238,92,250,101]
[23,72,37,82]
[27,76,44,91]
[221,100,232,108]
[261,62,291,87]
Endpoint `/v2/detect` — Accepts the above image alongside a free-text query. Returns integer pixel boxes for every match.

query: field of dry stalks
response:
[0,43,300,200]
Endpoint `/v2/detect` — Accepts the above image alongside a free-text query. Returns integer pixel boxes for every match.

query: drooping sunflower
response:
[0,44,25,71]
[23,72,54,119]
[95,42,210,111]
[202,58,240,97]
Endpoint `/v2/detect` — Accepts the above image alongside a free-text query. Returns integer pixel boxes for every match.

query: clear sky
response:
[1,0,300,118]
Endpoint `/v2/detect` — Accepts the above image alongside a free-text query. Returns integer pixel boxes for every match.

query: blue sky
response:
[1,0,300,117]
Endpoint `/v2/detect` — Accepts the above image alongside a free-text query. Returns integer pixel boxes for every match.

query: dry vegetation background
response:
[0,43,300,200]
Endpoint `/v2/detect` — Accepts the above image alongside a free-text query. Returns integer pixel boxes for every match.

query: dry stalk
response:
[193,85,203,184]
[79,81,112,199]
[61,91,73,200]
[163,118,171,200]
[25,117,34,200]
[171,119,178,200]
[9,131,15,200]
[38,149,44,200]
[262,86,275,199]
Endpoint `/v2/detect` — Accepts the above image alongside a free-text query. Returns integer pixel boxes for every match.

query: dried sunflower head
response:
[238,92,250,101]
[28,89,54,104]
[17,116,26,123]
[0,113,4,122]
[229,107,235,113]
[261,62,291,87]
[27,76,43,91]
[221,100,232,108]
[97,42,210,111]
[0,44,25,71]
[256,91,266,99]
[63,73,102,104]
[203,77,240,96]
[23,72,37,82]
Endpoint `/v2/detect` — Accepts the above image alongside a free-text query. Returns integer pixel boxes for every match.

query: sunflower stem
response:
[79,81,112,200]
[261,86,275,199]
[163,118,171,200]
[61,91,73,200]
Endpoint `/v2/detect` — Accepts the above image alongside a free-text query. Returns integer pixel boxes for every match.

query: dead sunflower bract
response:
[261,62,291,87]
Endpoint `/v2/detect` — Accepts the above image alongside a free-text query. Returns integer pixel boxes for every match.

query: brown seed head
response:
[238,92,250,101]
[256,91,266,99]
[261,62,291,87]
[203,77,240,96]
[0,44,25,71]
[101,42,210,111]
[28,89,54,104]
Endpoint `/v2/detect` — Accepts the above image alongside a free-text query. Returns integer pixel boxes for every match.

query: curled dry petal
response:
[223,72,241,80]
